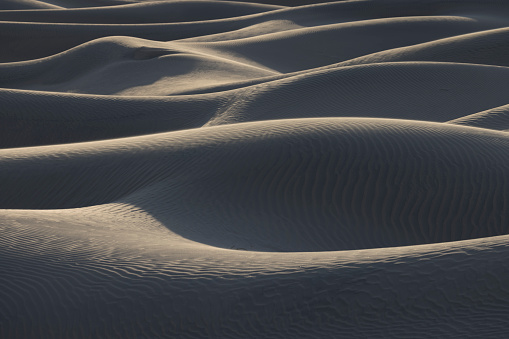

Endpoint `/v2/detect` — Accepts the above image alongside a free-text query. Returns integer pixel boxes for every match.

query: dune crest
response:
[1,0,509,338]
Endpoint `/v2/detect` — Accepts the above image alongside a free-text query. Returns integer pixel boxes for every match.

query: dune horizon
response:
[1,0,509,338]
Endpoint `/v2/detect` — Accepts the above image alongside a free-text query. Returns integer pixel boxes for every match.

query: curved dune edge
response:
[2,61,509,148]
[1,118,508,251]
[2,205,509,338]
[2,0,509,337]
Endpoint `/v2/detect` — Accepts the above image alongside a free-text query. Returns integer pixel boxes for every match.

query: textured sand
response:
[1,0,509,338]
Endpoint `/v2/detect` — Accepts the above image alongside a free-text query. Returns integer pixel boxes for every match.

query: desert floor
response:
[1,0,509,338]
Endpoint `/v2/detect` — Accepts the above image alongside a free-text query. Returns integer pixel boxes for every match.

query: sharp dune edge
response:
[1,1,509,338]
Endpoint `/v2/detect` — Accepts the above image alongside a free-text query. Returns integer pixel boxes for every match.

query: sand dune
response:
[1,0,509,338]
[448,104,509,130]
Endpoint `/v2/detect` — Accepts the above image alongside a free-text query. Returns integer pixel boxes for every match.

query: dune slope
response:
[1,0,509,338]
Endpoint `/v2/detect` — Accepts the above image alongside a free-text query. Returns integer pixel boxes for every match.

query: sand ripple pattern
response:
[1,0,509,338]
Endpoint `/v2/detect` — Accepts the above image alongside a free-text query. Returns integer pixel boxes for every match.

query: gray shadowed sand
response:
[1,0,509,338]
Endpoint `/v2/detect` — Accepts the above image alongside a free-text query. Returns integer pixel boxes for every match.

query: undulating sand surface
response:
[1,0,509,337]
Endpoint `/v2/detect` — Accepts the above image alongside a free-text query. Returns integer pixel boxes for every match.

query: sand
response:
[1,0,509,338]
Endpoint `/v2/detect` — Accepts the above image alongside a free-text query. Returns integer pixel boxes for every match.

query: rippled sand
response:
[1,0,509,337]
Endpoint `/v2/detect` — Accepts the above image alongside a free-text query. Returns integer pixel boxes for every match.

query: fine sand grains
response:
[1,0,509,338]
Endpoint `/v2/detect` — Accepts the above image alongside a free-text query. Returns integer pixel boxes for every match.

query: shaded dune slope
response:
[337,27,509,68]
[3,118,507,251]
[0,1,283,24]
[3,208,509,338]
[447,104,509,131]
[0,0,61,9]
[2,62,509,148]
[2,0,509,338]
[2,0,509,62]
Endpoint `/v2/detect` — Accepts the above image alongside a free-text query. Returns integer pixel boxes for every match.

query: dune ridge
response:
[1,0,509,338]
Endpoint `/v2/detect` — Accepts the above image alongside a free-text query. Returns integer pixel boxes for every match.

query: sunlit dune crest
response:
[1,0,509,337]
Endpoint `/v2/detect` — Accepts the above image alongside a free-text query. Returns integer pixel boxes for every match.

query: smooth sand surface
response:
[1,0,509,338]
